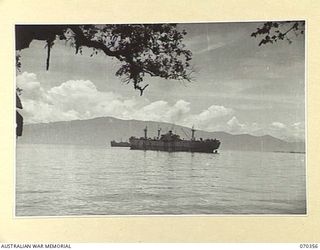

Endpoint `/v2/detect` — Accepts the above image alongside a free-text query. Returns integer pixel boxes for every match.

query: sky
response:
[16,22,305,141]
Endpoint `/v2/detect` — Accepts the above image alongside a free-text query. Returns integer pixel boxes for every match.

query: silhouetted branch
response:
[251,21,305,46]
[15,24,194,95]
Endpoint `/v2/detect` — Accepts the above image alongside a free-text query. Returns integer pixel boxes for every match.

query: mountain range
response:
[17,116,305,153]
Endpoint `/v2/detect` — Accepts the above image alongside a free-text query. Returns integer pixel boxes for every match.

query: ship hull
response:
[110,141,130,147]
[129,138,220,153]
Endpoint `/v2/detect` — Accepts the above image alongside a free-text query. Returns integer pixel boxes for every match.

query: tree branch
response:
[69,26,130,60]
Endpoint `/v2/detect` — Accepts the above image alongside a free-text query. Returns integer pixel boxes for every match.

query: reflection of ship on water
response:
[129,126,221,153]
[110,140,130,147]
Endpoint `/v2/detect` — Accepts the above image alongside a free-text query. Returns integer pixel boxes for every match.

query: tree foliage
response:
[251,21,305,46]
[16,24,193,95]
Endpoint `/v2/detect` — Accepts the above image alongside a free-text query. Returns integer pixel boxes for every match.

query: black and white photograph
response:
[15,22,306,216]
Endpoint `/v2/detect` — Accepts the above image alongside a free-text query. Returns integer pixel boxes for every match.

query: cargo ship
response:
[110,140,130,147]
[129,127,220,153]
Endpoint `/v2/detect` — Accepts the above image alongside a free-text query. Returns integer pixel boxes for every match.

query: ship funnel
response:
[191,125,196,140]
[144,126,148,139]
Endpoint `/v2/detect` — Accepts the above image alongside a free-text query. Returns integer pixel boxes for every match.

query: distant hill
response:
[18,116,305,153]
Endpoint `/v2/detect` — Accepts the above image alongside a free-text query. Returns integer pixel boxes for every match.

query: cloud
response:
[132,100,191,124]
[271,122,286,129]
[220,117,305,142]
[17,72,232,128]
[291,122,305,141]
[227,116,246,133]
[185,105,233,131]
[17,72,47,101]
[16,72,305,141]
[268,121,305,141]
[198,105,233,121]
[17,73,137,123]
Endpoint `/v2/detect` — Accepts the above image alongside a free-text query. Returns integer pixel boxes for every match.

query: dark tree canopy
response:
[15,24,193,95]
[251,21,305,46]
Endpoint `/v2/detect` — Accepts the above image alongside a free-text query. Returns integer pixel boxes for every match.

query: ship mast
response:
[144,126,148,139]
[191,125,196,140]
[157,127,161,139]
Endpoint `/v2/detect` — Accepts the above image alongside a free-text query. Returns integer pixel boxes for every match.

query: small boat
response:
[110,140,130,147]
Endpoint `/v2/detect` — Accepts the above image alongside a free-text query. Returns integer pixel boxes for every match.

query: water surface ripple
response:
[16,144,306,216]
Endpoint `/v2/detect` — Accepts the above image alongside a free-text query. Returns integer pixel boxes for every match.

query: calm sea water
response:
[16,143,306,216]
